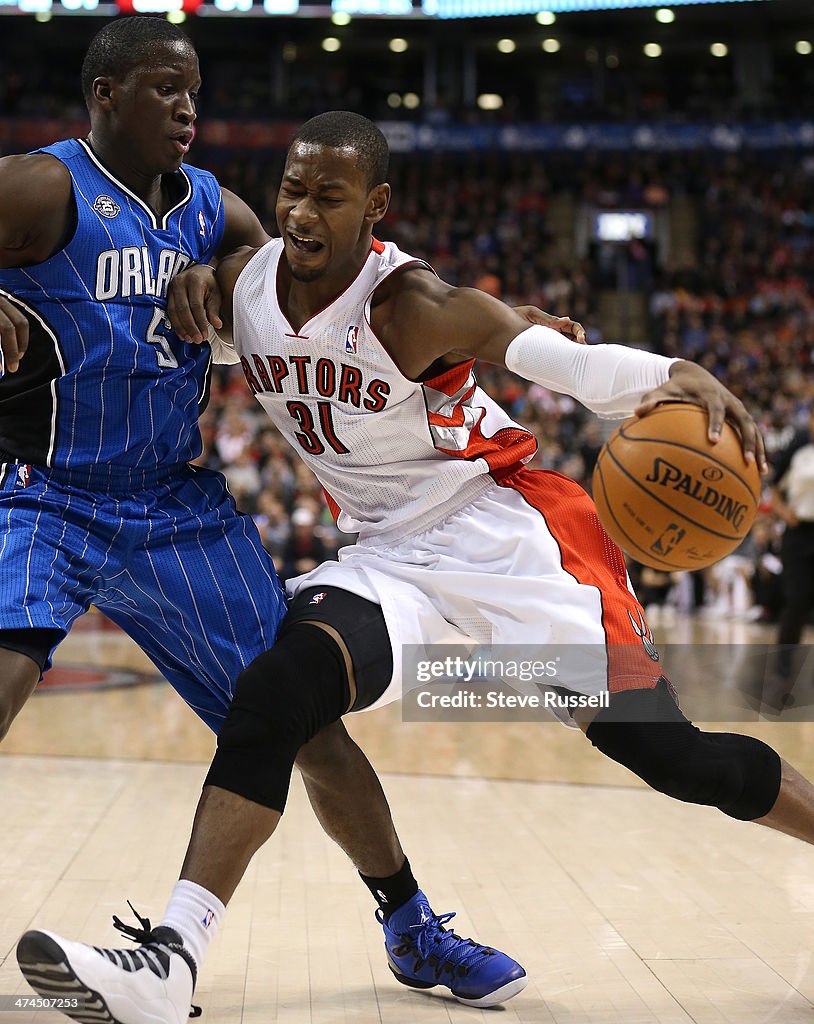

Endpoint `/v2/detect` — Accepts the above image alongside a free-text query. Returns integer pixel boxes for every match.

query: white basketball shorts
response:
[286,468,666,719]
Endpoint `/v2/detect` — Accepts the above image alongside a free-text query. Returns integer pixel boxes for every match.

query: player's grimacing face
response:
[276,144,381,282]
[109,42,200,174]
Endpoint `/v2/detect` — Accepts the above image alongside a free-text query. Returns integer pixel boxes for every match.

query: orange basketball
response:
[592,403,761,571]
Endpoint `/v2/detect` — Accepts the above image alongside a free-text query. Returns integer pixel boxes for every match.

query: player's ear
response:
[91,76,116,110]
[366,183,390,226]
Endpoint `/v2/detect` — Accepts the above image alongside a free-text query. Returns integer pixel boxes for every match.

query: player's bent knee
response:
[204,624,350,814]
[586,680,782,821]
[295,720,356,778]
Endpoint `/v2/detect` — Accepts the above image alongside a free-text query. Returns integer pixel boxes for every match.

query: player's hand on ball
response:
[0,295,29,373]
[635,360,768,472]
[513,306,586,344]
[167,263,223,345]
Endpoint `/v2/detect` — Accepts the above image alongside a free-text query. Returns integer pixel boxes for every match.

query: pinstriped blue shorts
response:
[0,461,287,732]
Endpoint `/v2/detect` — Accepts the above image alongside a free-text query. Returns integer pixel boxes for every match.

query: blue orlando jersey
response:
[0,138,225,472]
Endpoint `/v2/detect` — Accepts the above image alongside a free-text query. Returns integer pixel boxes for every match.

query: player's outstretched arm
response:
[0,154,72,372]
[167,187,270,345]
[380,270,765,470]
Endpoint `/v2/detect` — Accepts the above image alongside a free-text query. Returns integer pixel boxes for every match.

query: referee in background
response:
[771,405,814,699]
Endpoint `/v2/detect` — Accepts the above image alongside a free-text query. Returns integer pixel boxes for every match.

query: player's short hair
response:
[81,17,193,103]
[290,111,389,191]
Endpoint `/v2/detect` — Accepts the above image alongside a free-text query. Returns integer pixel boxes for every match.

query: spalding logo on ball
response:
[592,403,761,572]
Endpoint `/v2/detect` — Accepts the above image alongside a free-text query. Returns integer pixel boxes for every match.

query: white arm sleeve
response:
[504,325,681,419]
[207,324,241,366]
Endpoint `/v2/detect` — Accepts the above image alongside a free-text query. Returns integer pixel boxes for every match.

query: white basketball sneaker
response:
[17,917,196,1024]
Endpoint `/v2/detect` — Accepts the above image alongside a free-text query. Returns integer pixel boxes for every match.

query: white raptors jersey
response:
[232,238,537,540]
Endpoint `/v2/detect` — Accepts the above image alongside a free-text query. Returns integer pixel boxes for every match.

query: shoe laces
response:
[394,908,497,979]
[112,901,154,945]
[112,902,202,1019]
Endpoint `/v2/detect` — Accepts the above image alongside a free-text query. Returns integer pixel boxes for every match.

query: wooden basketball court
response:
[2,611,814,1023]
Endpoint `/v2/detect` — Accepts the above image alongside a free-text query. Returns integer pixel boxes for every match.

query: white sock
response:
[159,880,225,970]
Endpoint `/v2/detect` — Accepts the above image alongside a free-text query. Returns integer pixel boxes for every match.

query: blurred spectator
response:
[638,568,679,626]
[771,405,814,684]
[283,506,328,581]
[749,515,784,623]
[216,409,254,465]
[223,450,262,513]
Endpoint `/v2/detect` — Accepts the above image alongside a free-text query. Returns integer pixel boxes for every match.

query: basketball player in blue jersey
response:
[0,18,279,737]
[20,111,814,1024]
[1,21,537,1015]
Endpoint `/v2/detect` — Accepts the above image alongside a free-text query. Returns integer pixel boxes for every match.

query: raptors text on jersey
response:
[232,238,537,539]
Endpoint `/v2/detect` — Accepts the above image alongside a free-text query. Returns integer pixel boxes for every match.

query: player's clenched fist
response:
[167,262,223,345]
[0,295,29,373]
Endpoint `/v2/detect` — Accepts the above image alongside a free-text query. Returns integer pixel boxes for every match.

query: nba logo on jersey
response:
[16,464,31,488]
[345,326,359,354]
[309,592,327,605]
[198,211,207,238]
[93,195,120,220]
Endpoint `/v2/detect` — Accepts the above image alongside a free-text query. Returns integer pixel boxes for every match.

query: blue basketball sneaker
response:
[379,891,527,1007]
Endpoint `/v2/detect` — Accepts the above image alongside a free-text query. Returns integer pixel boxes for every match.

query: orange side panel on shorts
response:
[500,468,666,693]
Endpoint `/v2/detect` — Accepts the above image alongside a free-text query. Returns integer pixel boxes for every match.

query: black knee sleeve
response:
[587,680,782,821]
[284,586,392,711]
[204,624,350,814]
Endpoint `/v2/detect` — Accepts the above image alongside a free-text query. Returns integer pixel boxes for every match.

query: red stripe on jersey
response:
[433,424,537,480]
[500,468,666,694]
[424,360,537,481]
[322,488,342,523]
[427,384,477,429]
[424,359,475,396]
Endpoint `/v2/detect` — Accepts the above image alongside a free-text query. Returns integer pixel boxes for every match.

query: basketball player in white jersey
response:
[21,112,814,1024]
